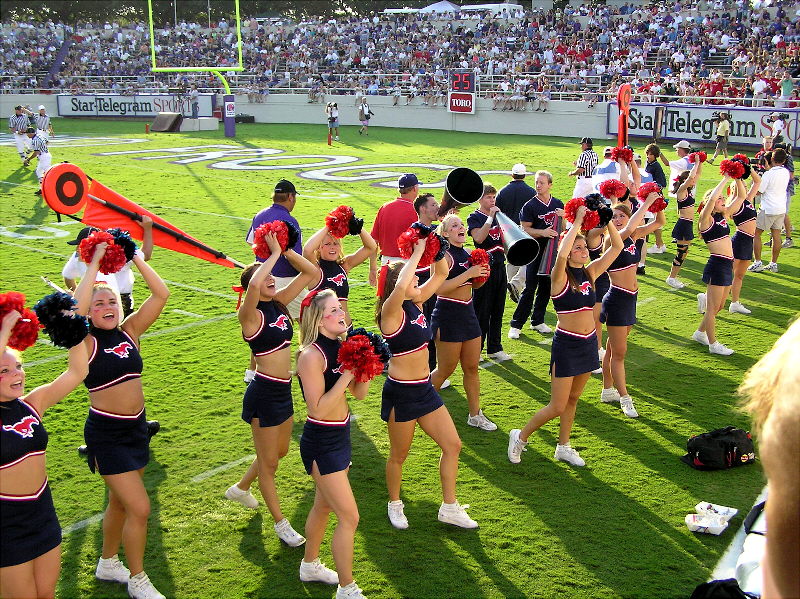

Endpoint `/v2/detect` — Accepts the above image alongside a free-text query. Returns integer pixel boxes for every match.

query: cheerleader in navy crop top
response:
[312,259,349,301]
[383,300,430,357]
[243,300,293,356]
[84,326,143,392]
[729,172,761,313]
[700,212,731,244]
[668,158,702,287]
[606,236,640,273]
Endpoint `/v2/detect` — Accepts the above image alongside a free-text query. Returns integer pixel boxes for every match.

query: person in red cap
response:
[370,174,421,264]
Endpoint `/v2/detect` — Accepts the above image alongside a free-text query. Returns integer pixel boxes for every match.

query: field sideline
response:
[2,119,798,599]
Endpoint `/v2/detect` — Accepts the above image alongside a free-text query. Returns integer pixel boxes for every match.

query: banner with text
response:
[607,103,798,147]
[57,94,215,118]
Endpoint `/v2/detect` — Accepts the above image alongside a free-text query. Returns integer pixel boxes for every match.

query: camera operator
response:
[767,112,789,145]
[709,111,731,164]
[754,136,795,249]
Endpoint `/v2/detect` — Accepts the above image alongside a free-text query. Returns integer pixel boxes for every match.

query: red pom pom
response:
[252,221,290,259]
[397,227,440,268]
[325,205,353,239]
[78,231,128,274]
[599,179,627,199]
[688,151,707,164]
[0,291,26,315]
[636,181,662,204]
[564,197,600,233]
[469,249,490,285]
[581,211,600,231]
[564,197,585,224]
[719,159,745,179]
[611,147,633,163]
[338,335,384,383]
[650,196,668,213]
[8,308,39,351]
[733,153,750,164]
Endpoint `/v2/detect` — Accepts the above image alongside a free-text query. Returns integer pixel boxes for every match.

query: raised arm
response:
[121,255,170,339]
[724,179,747,217]
[618,196,653,239]
[627,158,642,193]
[74,243,107,315]
[382,239,425,319]
[342,229,378,272]
[587,219,624,279]
[26,342,88,414]
[140,215,154,261]
[418,254,449,303]
[302,225,329,262]
[551,207,585,291]
[745,169,761,204]
[275,249,318,307]
[683,156,702,191]
[699,175,731,230]
[239,241,281,330]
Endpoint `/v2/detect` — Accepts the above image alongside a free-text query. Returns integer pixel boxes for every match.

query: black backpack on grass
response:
[681,426,756,470]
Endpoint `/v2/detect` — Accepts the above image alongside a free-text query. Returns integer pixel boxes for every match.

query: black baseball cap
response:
[14,105,22,110]
[274,179,296,194]
[580,137,593,145]
[26,127,35,134]
[67,226,99,245]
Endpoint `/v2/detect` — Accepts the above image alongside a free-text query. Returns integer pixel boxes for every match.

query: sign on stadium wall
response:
[57,94,215,118]
[607,103,799,147]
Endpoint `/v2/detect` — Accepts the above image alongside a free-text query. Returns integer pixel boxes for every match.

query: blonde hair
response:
[436,213,461,237]
[297,289,338,352]
[316,234,345,264]
[90,283,123,326]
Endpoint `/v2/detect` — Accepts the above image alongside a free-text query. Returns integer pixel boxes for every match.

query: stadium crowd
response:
[1,0,798,108]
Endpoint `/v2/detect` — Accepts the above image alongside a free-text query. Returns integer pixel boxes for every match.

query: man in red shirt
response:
[371,173,421,264]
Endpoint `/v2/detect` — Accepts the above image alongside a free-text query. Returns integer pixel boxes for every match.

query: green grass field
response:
[2,119,798,599]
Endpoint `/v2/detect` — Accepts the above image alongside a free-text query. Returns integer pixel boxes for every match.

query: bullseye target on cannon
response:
[41,163,89,214]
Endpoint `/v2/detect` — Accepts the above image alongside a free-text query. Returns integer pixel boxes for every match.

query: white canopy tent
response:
[461,3,525,14]
[382,7,420,13]
[419,1,462,13]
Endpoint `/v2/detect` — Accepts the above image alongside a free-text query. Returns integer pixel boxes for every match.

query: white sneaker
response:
[388,500,409,529]
[600,388,620,403]
[619,396,639,418]
[127,572,165,599]
[554,444,586,466]
[437,502,478,529]
[748,260,765,272]
[591,366,603,374]
[487,350,512,362]
[467,410,497,431]
[225,484,259,509]
[299,558,339,584]
[440,379,451,390]
[334,135,340,141]
[697,293,707,314]
[691,330,709,346]
[709,341,734,356]
[765,262,778,272]
[336,582,366,599]
[96,555,130,583]
[508,327,521,339]
[275,518,306,547]
[244,369,255,384]
[597,347,606,361]
[507,429,527,464]
[530,323,552,334]
[729,301,751,315]
[647,244,666,254]
[666,277,686,289]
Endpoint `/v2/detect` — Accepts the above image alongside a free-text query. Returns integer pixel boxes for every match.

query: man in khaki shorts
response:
[750,148,790,273]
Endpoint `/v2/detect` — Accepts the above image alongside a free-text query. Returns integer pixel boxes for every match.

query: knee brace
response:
[673,243,689,267]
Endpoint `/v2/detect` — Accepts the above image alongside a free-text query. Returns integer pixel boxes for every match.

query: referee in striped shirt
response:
[8,105,32,161]
[569,136,598,198]
[24,127,52,195]
[35,105,53,139]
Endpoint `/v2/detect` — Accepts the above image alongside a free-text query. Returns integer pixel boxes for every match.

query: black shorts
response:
[84,407,149,475]
[594,271,610,301]
[431,296,481,342]
[0,482,61,567]
[731,231,754,261]
[672,218,695,242]
[600,285,638,327]
[702,255,734,286]
[242,373,293,427]
[550,328,599,378]
[299,416,351,476]
[381,376,444,422]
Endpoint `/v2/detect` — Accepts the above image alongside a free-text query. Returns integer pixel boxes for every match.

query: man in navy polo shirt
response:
[496,163,536,302]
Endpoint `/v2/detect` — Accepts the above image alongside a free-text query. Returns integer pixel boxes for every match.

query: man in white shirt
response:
[659,140,692,197]
[750,148,790,273]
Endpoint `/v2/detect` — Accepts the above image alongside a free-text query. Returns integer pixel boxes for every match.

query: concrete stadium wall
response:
[1,94,613,142]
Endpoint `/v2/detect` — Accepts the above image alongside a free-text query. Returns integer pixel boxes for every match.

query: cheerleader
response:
[296,289,371,599]
[429,215,495,431]
[224,232,317,546]
[728,169,761,314]
[302,217,377,327]
[74,243,170,599]
[508,206,622,466]
[0,310,88,599]
[599,193,666,418]
[665,157,702,289]
[585,221,609,366]
[377,239,478,530]
[693,175,747,355]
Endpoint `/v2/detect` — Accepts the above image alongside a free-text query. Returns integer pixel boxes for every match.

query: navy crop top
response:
[677,190,695,210]
[84,327,143,392]
[313,259,349,300]
[1,398,47,469]
[415,263,431,285]
[607,236,639,272]
[700,212,730,244]
[311,334,344,392]
[244,300,293,357]
[467,210,505,257]
[587,235,603,261]
[447,246,473,288]
[551,268,596,314]
[732,200,757,227]
[383,300,430,357]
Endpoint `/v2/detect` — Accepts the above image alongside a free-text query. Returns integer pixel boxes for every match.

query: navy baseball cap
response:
[398,173,420,188]
[67,227,99,245]
[274,179,296,194]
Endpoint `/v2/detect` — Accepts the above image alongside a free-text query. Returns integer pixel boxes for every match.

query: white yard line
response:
[62,512,105,535]
[637,297,656,306]
[172,309,205,318]
[190,454,257,483]
[0,239,67,258]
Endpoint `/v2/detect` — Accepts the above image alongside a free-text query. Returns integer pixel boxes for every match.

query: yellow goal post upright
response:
[146,0,243,137]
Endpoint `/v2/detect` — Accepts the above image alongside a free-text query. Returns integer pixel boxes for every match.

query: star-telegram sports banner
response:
[57,94,215,118]
[607,103,799,147]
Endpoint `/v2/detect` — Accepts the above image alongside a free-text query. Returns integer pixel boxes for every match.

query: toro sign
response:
[448,92,475,114]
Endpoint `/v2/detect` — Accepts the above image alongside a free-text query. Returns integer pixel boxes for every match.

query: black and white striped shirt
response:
[31,135,49,154]
[36,114,50,131]
[8,114,28,133]
[576,149,598,178]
